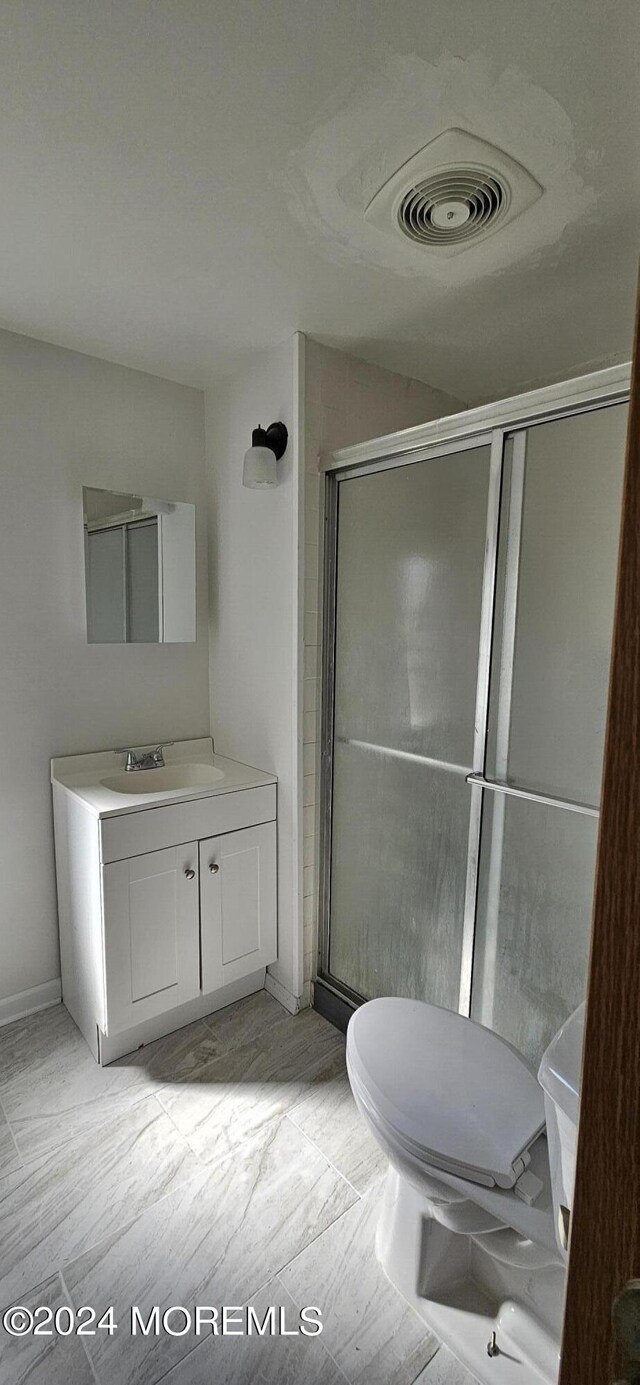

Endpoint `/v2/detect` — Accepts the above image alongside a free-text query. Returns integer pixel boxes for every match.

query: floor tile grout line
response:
[44,1143,213,1316]
[274,1139,447,1361]
[58,1266,102,1385]
[0,1089,23,1172]
[0,997,440,1385]
[140,1277,295,1385]
[137,1017,304,1089]
[149,1089,227,1171]
[147,1090,213,1168]
[7,1108,341,1320]
[271,1173,365,1283]
[270,1271,353,1384]
[151,1014,344,1111]
[6,1084,205,1179]
[2,1102,360,1318]
[159,1122,367,1353]
[146,1336,204,1385]
[49,1105,326,1307]
[277,1218,443,1385]
[0,1002,288,1158]
[286,1054,347,1122]
[3,1013,300,1166]
[283,1110,364,1201]
[65,1191,357,1385]
[6,1083,164,1169]
[0,1147,209,1321]
[152,1096,286,1180]
[129,1266,348,1385]
[410,1342,444,1383]
[2,1005,344,1170]
[159,1097,351,1194]
[175,1266,356,1385]
[152,1041,347,1166]
[3,1083,361,1323]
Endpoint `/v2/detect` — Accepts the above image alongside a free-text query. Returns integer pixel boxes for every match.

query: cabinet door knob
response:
[184,868,196,880]
[209,862,220,874]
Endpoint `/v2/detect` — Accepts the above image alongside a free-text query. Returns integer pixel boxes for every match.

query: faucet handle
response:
[114,748,139,771]
[150,742,174,766]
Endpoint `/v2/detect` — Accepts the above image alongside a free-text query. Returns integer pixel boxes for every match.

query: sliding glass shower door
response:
[470,405,627,1061]
[321,400,628,1063]
[325,441,493,1010]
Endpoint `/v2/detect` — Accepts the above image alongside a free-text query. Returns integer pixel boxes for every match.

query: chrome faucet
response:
[114,743,174,772]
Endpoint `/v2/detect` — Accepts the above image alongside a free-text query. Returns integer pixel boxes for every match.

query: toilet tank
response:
[538,1004,585,1256]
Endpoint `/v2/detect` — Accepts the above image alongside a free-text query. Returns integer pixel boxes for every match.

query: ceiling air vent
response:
[398,169,507,246]
[364,129,543,258]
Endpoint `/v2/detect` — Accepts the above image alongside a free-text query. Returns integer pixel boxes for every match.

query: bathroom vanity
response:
[51,738,277,1063]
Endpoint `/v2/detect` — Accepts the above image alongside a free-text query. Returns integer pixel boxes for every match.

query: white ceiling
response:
[0,0,637,403]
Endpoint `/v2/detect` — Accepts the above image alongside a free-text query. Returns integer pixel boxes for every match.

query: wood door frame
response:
[559,284,640,1382]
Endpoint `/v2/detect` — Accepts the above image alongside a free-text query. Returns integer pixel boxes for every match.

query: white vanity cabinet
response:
[51,741,278,1064]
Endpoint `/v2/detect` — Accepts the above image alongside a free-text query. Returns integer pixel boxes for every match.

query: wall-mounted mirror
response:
[83,487,196,643]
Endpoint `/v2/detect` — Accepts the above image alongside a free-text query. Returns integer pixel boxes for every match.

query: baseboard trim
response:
[265,972,308,1015]
[0,979,62,1029]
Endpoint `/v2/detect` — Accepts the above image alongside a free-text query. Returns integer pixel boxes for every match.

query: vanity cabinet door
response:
[199,822,277,993]
[102,842,201,1034]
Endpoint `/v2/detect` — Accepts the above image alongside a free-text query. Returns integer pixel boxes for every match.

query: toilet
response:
[346,998,584,1385]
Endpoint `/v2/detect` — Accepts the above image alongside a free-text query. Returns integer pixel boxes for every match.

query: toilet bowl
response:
[346,998,584,1385]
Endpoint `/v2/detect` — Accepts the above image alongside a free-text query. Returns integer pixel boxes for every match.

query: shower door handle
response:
[465,772,599,819]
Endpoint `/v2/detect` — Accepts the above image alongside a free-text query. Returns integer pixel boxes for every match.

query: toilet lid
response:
[347,998,545,1189]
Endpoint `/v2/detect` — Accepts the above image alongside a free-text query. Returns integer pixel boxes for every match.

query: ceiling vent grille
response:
[398,170,508,246]
[364,129,543,258]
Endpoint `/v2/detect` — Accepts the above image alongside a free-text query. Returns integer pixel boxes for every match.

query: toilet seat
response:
[347,998,545,1190]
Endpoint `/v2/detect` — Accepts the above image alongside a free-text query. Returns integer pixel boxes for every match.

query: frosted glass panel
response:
[471,794,599,1065]
[334,448,490,765]
[327,445,491,1003]
[487,404,626,805]
[329,743,470,1007]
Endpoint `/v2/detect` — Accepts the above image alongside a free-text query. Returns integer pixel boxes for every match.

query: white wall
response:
[205,336,303,1005]
[302,340,464,988]
[0,324,457,1017]
[205,333,461,1008]
[0,329,208,1005]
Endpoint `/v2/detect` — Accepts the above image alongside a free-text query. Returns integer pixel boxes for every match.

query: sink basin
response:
[101,764,226,795]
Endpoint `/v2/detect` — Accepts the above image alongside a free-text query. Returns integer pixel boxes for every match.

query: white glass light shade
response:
[242,445,278,489]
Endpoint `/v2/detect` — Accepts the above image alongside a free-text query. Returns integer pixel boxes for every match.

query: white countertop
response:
[51,738,277,819]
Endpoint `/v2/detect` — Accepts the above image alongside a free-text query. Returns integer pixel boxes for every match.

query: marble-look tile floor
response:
[0,993,476,1385]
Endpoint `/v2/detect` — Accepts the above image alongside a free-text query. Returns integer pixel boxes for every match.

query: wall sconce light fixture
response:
[242,421,288,489]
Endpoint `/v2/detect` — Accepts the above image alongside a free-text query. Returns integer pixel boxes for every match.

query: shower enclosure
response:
[317,376,629,1064]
